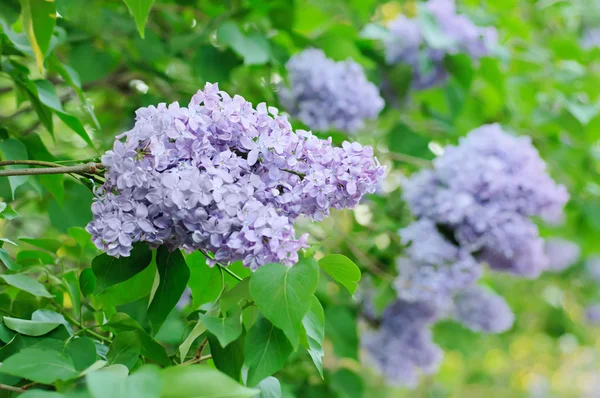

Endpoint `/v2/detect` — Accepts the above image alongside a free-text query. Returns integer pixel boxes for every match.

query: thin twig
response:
[280,168,306,178]
[0,160,62,168]
[199,249,244,281]
[0,383,26,393]
[385,152,432,168]
[49,300,112,343]
[0,162,102,177]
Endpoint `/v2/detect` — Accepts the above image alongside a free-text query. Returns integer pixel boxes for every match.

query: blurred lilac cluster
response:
[87,83,385,269]
[544,238,581,272]
[364,124,568,387]
[453,286,514,333]
[384,0,497,89]
[361,300,443,388]
[403,124,568,279]
[280,49,384,133]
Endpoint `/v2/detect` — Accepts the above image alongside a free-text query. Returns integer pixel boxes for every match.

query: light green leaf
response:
[244,317,293,387]
[301,296,325,378]
[199,307,243,348]
[160,365,258,398]
[567,101,599,126]
[318,254,361,295]
[19,237,63,252]
[0,347,78,383]
[217,22,271,65]
[122,0,155,38]
[178,320,206,363]
[21,391,66,398]
[249,258,319,349]
[21,0,56,72]
[3,316,60,336]
[107,331,142,370]
[1,274,52,297]
[87,364,162,398]
[0,248,21,271]
[148,247,190,335]
[31,309,73,335]
[186,251,221,307]
[63,270,82,319]
[255,376,281,398]
[0,202,19,220]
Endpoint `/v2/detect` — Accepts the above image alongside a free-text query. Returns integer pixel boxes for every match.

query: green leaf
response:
[325,306,358,360]
[244,317,293,387]
[92,244,152,293]
[80,268,96,297]
[160,365,259,398]
[330,369,364,398]
[107,331,141,370]
[178,319,206,363]
[31,309,73,335]
[0,138,29,199]
[0,274,52,297]
[148,247,190,335]
[220,278,252,313]
[0,247,21,271]
[21,0,56,72]
[217,22,271,65]
[250,258,319,349]
[21,391,66,398]
[19,237,62,252]
[33,80,95,148]
[208,332,245,381]
[0,347,77,383]
[0,202,19,220]
[318,254,361,295]
[186,251,221,307]
[95,255,156,308]
[200,307,243,348]
[567,101,599,126]
[86,364,162,398]
[122,0,155,38]
[444,54,474,89]
[104,313,171,367]
[66,337,97,371]
[255,376,281,398]
[63,270,82,319]
[301,296,325,378]
[3,316,60,336]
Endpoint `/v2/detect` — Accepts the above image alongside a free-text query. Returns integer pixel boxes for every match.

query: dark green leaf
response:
[208,331,245,381]
[160,365,258,398]
[325,306,358,360]
[245,317,293,387]
[79,268,96,297]
[66,337,97,371]
[0,138,29,199]
[92,244,151,293]
[107,331,141,370]
[318,254,361,295]
[250,258,319,349]
[147,247,190,335]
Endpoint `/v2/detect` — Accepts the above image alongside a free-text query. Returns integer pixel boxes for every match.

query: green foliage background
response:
[0,0,600,397]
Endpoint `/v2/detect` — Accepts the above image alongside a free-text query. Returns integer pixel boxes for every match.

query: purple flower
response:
[453,286,514,333]
[544,238,581,272]
[280,49,384,133]
[87,83,385,269]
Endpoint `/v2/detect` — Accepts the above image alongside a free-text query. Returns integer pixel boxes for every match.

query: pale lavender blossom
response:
[585,256,600,283]
[582,28,600,50]
[453,286,514,333]
[280,49,384,133]
[403,124,568,278]
[384,0,497,89]
[362,300,443,388]
[87,83,385,269]
[544,238,581,272]
[585,304,600,325]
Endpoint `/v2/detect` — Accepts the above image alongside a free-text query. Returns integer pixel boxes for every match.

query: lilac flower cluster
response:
[585,304,600,325]
[453,286,514,333]
[279,49,384,133]
[403,124,568,279]
[86,83,385,269]
[362,300,443,388]
[396,219,481,305]
[544,238,581,272]
[367,124,567,388]
[384,0,497,89]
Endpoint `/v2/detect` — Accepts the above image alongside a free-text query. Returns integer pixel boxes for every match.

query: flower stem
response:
[0,162,103,177]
